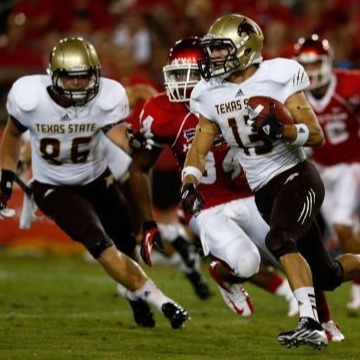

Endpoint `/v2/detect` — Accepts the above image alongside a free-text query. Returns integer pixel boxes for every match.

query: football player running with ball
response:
[0,37,188,330]
[181,14,360,349]
[129,37,300,320]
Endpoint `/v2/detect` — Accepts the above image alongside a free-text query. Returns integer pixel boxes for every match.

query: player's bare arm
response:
[106,122,133,155]
[181,116,218,188]
[125,84,158,108]
[283,91,324,146]
[0,116,23,171]
[129,148,162,222]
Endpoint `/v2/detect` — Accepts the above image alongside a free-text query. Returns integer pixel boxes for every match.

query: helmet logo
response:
[237,19,256,38]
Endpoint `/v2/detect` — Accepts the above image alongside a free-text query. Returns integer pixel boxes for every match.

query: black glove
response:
[181,183,205,215]
[140,221,164,267]
[251,104,283,141]
[126,124,155,151]
[0,169,15,211]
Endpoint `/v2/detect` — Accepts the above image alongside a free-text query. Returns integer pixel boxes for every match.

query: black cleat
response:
[278,317,328,350]
[161,302,189,329]
[128,299,155,328]
[185,271,211,300]
[172,236,197,268]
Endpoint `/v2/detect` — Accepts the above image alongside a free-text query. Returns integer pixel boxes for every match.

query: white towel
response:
[19,179,43,229]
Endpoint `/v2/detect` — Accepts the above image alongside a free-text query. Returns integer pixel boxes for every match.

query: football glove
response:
[181,183,205,215]
[126,124,155,151]
[251,103,283,141]
[0,169,15,219]
[140,221,164,267]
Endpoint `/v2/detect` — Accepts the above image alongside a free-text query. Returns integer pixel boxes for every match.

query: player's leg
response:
[158,221,211,300]
[233,197,298,316]
[191,202,261,316]
[321,163,360,308]
[32,177,189,329]
[255,161,328,349]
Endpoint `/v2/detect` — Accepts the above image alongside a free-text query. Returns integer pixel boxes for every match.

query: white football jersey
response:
[7,75,130,185]
[190,58,309,191]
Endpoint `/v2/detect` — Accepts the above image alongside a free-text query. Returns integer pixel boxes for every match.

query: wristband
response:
[292,124,309,146]
[1,169,15,194]
[181,166,202,183]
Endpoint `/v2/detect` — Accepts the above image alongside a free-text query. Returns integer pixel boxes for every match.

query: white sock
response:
[275,279,294,302]
[133,279,174,311]
[116,283,137,301]
[294,287,318,322]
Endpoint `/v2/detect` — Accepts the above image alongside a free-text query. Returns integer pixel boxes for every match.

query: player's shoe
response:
[185,271,211,300]
[209,261,254,316]
[161,302,189,329]
[128,299,155,328]
[278,317,328,349]
[172,236,197,268]
[321,320,345,342]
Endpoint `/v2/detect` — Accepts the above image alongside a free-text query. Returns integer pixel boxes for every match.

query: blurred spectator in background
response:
[8,0,57,51]
[109,43,162,126]
[56,0,112,40]
[0,12,43,123]
[1,0,360,118]
[112,6,152,71]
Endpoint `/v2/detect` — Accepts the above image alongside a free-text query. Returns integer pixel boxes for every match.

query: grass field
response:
[1,250,360,360]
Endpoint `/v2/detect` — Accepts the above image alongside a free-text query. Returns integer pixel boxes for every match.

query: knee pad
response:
[87,236,114,259]
[265,228,298,260]
[235,249,261,279]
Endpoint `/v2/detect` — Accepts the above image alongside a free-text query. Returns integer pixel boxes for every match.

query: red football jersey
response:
[308,69,360,166]
[139,92,252,210]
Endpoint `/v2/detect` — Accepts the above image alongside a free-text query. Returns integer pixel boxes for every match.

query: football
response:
[247,96,294,125]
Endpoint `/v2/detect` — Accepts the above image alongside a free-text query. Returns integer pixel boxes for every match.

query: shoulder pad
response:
[97,78,127,111]
[266,58,308,85]
[10,75,48,111]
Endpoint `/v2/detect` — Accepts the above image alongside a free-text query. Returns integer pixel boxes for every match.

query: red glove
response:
[181,183,205,215]
[140,221,164,266]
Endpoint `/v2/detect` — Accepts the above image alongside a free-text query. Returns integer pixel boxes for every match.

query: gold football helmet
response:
[198,14,264,81]
[48,37,101,106]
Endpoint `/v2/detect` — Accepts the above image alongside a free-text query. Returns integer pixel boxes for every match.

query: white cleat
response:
[322,320,345,342]
[209,261,254,316]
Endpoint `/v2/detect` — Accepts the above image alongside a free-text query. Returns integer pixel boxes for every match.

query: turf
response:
[1,250,360,360]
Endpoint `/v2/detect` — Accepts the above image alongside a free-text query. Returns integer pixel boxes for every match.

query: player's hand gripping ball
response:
[247,96,294,141]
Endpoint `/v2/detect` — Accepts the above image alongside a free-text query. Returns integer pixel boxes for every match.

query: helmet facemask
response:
[163,63,201,102]
[48,37,101,106]
[163,37,205,103]
[295,54,332,90]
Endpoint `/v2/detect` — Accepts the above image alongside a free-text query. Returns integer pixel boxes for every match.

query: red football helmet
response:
[293,34,333,90]
[163,37,206,102]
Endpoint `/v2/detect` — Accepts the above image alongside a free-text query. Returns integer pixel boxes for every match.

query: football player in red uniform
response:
[129,37,301,320]
[293,34,360,311]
